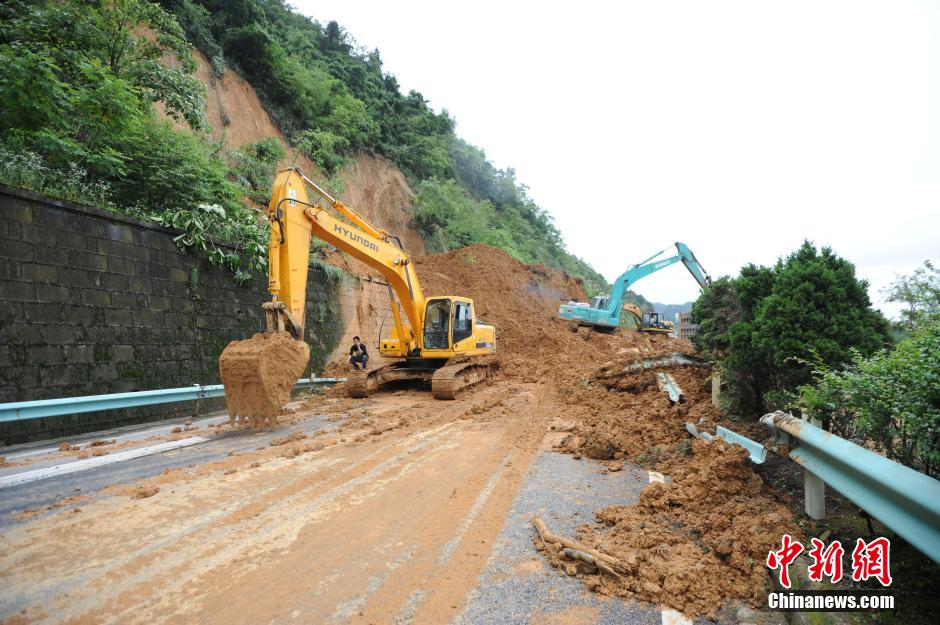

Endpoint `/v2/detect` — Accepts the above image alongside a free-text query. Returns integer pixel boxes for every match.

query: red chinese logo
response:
[807,537,844,583]
[767,535,892,588]
[851,537,893,586]
[766,534,804,588]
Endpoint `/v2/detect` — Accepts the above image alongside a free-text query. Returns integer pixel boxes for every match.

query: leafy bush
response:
[412,178,495,252]
[798,313,940,477]
[149,202,267,285]
[228,138,286,204]
[0,148,114,209]
[294,129,350,176]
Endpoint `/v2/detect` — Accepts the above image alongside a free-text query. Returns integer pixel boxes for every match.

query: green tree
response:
[0,1,269,283]
[883,259,940,331]
[691,242,891,415]
[691,277,741,358]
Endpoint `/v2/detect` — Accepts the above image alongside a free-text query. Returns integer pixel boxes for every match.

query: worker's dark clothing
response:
[349,343,369,370]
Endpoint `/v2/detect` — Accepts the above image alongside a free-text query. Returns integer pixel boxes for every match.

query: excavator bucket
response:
[219,331,310,428]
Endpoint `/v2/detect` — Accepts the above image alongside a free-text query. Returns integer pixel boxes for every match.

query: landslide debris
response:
[414,244,685,381]
[538,340,799,618]
[558,356,721,473]
[326,243,697,387]
[318,242,798,618]
[540,439,797,619]
[220,332,310,428]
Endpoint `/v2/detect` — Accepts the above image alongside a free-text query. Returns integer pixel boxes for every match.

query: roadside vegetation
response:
[0,0,277,284]
[797,261,939,477]
[693,246,938,476]
[0,0,607,294]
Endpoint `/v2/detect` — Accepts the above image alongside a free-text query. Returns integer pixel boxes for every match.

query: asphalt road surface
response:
[0,384,768,625]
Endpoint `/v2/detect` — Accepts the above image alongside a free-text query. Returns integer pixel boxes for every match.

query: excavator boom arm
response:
[605,241,711,318]
[267,169,424,353]
[675,241,711,289]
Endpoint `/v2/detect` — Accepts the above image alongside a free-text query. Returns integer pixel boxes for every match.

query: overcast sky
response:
[294,0,938,317]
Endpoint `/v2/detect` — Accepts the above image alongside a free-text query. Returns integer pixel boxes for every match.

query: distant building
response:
[678,312,699,340]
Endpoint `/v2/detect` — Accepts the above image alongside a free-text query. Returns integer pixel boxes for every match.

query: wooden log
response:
[532,517,634,572]
[562,547,622,578]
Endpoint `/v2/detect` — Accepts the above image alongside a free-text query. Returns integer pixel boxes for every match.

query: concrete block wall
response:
[0,186,371,444]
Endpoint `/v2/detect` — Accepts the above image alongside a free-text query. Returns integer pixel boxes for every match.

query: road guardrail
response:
[0,378,345,423]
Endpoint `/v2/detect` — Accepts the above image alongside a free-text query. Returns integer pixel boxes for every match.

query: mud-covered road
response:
[1,382,693,625]
[1,245,793,625]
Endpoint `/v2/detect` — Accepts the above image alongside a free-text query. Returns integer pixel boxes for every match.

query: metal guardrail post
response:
[761,411,940,563]
[801,414,826,520]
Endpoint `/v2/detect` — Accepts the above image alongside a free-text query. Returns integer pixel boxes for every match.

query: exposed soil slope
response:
[171,49,426,258]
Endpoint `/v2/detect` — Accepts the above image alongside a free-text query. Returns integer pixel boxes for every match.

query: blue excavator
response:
[558,242,711,334]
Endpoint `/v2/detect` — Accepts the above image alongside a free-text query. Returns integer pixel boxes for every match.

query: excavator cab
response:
[420,297,490,356]
[423,299,451,350]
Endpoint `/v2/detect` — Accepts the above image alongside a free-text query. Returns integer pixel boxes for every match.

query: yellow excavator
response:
[219,168,496,426]
[621,302,674,335]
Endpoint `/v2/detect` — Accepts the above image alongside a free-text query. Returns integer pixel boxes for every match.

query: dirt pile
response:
[559,360,721,472]
[541,439,797,618]
[219,332,310,427]
[415,244,641,381]
[537,332,802,617]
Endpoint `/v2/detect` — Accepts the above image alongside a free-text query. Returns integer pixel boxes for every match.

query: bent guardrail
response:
[685,422,767,464]
[761,410,940,565]
[0,378,346,423]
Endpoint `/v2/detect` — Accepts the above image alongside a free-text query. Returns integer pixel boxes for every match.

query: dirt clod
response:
[271,431,307,446]
[132,486,160,499]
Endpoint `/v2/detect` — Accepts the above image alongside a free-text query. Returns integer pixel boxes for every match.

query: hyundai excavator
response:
[219,168,496,427]
[558,242,710,333]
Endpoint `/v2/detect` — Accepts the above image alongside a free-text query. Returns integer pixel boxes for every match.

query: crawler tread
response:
[431,362,490,400]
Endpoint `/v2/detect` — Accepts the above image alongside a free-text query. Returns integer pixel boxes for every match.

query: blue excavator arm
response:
[675,242,711,289]
[558,242,712,329]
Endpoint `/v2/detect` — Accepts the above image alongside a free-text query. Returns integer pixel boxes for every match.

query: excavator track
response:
[347,362,439,398]
[431,361,491,400]
[347,364,392,398]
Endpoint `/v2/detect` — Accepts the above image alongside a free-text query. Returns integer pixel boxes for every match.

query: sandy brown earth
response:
[0,382,558,625]
[219,331,310,427]
[1,245,799,623]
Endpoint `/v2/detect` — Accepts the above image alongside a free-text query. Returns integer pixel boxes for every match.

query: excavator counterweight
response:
[220,168,496,428]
